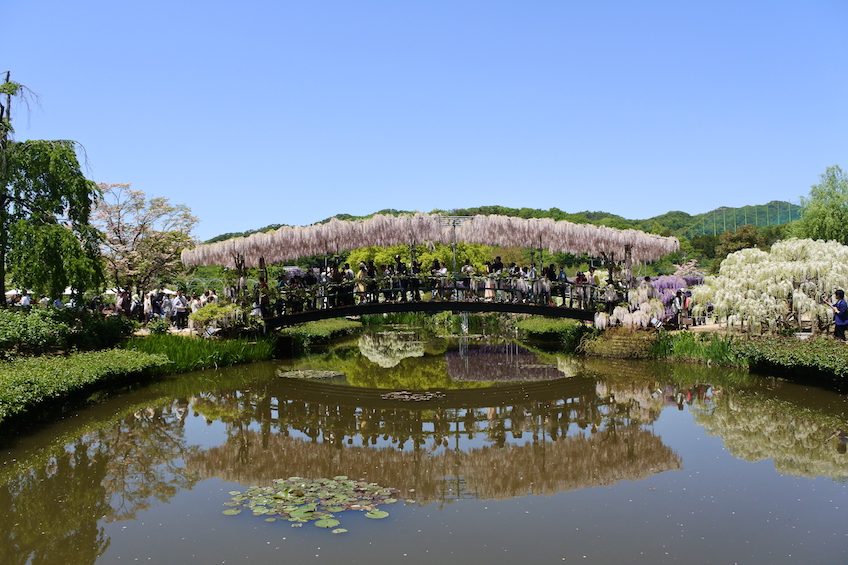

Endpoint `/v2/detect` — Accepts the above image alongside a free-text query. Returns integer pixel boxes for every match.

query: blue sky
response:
[5,0,847,241]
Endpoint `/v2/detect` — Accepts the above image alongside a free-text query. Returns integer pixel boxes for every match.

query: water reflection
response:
[0,399,199,565]
[1,333,847,564]
[185,374,680,504]
[358,331,426,368]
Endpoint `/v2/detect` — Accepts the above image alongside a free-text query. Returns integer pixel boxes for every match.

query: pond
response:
[1,330,847,565]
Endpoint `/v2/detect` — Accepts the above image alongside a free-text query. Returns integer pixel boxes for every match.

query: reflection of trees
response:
[186,377,681,503]
[0,399,201,565]
[186,425,680,505]
[358,332,426,368]
[690,390,848,480]
[0,439,111,565]
[99,402,201,521]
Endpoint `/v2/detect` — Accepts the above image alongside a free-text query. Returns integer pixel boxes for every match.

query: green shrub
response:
[0,309,137,357]
[734,335,848,378]
[0,349,169,425]
[147,317,171,335]
[189,302,245,330]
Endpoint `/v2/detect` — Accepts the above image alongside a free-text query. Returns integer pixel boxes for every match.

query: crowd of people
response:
[263,256,617,316]
[5,288,221,331]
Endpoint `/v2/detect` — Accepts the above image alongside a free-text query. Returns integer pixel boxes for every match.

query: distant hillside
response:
[204,201,801,244]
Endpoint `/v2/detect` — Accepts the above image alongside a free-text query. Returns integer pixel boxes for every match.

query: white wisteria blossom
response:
[692,238,848,331]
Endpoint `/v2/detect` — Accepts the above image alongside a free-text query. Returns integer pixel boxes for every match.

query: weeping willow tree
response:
[692,238,848,332]
[0,74,102,302]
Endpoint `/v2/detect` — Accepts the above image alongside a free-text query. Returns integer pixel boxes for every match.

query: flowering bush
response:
[693,238,848,332]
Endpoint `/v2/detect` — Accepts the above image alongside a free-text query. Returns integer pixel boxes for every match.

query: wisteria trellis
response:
[181,214,679,268]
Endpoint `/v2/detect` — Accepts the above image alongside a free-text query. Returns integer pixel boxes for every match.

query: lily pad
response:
[332,528,348,534]
[315,519,341,528]
[222,508,242,515]
[222,476,398,531]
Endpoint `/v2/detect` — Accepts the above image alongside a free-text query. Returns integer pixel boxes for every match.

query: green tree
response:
[0,75,103,303]
[715,225,765,259]
[92,183,199,296]
[792,165,848,244]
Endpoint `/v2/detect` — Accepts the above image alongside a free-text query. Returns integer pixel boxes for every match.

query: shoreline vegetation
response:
[3,313,847,435]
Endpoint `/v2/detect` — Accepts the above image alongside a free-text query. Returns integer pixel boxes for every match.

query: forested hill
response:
[204,201,801,244]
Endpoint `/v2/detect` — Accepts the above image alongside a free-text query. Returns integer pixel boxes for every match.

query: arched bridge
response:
[263,277,606,328]
[265,299,595,328]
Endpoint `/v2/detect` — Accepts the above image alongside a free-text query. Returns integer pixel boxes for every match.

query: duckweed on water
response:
[223,476,397,532]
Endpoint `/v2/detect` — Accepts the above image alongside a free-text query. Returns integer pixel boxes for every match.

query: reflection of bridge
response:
[265,278,603,328]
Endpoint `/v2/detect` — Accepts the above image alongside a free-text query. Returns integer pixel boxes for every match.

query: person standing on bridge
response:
[394,255,408,302]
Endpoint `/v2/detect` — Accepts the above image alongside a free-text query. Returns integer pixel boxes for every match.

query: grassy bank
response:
[124,334,276,373]
[580,328,848,388]
[0,349,170,427]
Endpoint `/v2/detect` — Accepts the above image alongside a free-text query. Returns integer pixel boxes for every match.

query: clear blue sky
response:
[5,0,847,241]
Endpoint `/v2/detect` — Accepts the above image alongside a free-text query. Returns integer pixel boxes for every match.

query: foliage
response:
[693,238,848,332]
[146,317,171,335]
[0,349,169,425]
[1,138,103,300]
[791,165,848,245]
[188,302,244,330]
[648,331,746,366]
[733,335,848,380]
[92,183,198,295]
[0,308,136,357]
[714,224,765,262]
[223,476,397,532]
[123,334,274,373]
[691,233,719,259]
[347,241,495,273]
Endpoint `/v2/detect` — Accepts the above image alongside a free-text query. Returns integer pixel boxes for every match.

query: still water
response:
[1,332,847,565]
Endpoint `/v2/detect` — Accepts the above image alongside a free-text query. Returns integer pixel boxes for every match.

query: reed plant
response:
[124,334,275,373]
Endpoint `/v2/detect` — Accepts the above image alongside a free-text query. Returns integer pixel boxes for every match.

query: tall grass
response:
[124,334,275,373]
[650,331,746,366]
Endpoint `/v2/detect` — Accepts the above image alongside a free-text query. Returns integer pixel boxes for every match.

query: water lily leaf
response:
[223,501,241,507]
[315,519,340,528]
[222,508,242,515]
[365,510,389,519]
[228,490,241,496]
[264,518,277,522]
[332,528,348,534]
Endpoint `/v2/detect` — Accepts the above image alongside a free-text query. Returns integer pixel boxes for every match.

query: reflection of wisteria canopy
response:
[181,214,680,267]
[446,344,565,382]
